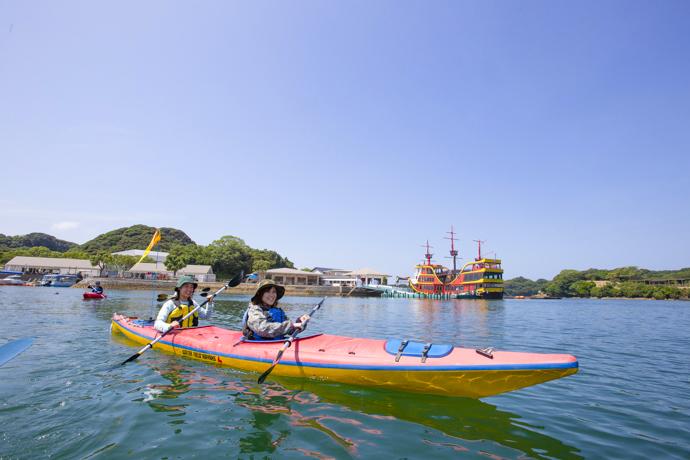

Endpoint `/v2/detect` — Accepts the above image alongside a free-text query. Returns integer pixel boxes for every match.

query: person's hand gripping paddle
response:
[257,298,326,384]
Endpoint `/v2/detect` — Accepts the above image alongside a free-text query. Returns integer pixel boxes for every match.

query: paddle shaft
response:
[257,298,325,384]
[121,273,243,365]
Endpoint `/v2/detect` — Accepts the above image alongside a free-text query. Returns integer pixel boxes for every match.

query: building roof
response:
[112,249,169,260]
[128,262,213,275]
[266,268,321,276]
[312,267,349,273]
[4,256,97,270]
[128,262,171,273]
[348,268,391,277]
[178,265,213,275]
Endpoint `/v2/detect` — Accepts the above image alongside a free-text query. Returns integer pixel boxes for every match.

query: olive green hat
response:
[251,279,285,304]
[175,275,198,290]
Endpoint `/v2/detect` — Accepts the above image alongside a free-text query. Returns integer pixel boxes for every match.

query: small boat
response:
[83,292,107,299]
[0,275,28,286]
[111,314,578,398]
[40,274,80,288]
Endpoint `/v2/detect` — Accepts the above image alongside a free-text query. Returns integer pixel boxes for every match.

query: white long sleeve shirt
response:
[154,298,214,332]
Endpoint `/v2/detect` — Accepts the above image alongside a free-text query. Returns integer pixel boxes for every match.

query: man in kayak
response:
[90,281,104,294]
[154,275,214,333]
[242,279,308,340]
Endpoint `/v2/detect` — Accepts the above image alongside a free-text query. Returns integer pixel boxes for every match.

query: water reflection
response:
[131,363,191,423]
[130,353,581,459]
[404,298,496,341]
[280,378,583,460]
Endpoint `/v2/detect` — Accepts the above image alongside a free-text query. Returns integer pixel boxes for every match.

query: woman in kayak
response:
[242,279,308,340]
[154,275,214,333]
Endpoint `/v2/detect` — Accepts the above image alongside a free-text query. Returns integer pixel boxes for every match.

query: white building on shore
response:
[313,268,357,287]
[348,268,390,286]
[265,268,320,286]
[178,265,216,282]
[126,262,215,282]
[3,256,100,277]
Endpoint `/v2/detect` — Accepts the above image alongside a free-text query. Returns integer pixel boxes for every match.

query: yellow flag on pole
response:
[136,228,161,264]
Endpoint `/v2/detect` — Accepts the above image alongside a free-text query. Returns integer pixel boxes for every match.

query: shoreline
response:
[73,278,382,298]
[507,295,689,301]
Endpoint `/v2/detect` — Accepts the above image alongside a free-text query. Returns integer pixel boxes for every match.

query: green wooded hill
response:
[0,233,77,252]
[0,225,294,277]
[503,277,549,296]
[507,266,690,300]
[79,225,195,252]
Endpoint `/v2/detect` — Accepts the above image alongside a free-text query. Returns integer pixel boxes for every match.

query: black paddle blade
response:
[257,363,278,384]
[121,352,141,365]
[199,292,208,297]
[228,271,244,288]
[201,287,211,293]
[257,364,277,384]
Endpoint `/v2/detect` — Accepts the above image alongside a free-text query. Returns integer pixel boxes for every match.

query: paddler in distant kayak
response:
[242,279,308,340]
[89,281,104,294]
[154,275,214,332]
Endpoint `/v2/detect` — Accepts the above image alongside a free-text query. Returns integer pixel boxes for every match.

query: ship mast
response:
[445,225,459,272]
[422,240,433,265]
[473,239,485,261]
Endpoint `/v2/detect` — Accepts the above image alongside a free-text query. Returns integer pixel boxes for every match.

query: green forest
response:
[0,233,77,252]
[505,266,690,300]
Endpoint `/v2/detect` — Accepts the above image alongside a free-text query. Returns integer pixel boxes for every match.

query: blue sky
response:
[1,1,689,279]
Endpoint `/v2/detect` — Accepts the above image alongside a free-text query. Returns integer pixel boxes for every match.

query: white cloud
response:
[51,221,80,231]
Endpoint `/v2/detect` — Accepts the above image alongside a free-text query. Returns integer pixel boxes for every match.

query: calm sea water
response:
[1,287,689,459]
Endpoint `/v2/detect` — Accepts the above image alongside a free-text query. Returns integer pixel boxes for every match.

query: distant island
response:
[506,267,690,300]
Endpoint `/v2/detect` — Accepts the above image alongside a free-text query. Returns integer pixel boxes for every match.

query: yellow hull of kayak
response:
[111,319,577,398]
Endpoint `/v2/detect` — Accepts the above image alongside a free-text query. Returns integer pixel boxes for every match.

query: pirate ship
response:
[409,227,504,299]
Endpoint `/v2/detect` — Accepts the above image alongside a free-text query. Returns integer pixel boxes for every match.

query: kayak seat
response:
[241,333,323,343]
[384,339,454,359]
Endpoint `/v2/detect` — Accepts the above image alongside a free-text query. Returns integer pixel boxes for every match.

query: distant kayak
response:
[83,292,106,299]
[111,314,578,398]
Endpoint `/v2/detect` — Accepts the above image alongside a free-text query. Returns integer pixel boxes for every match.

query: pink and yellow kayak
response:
[111,314,578,398]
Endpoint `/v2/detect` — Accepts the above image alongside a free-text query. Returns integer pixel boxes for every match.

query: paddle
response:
[257,298,326,384]
[0,337,34,367]
[156,287,210,302]
[121,271,244,365]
